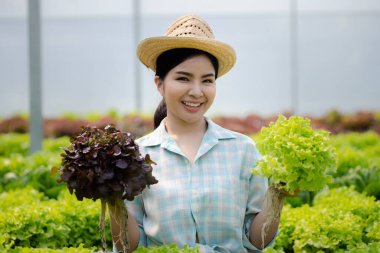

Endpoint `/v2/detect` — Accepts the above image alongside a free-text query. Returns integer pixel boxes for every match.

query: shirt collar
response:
[195,118,236,161]
[138,117,236,150]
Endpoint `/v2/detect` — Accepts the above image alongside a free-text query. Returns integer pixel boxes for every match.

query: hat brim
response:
[137,36,236,77]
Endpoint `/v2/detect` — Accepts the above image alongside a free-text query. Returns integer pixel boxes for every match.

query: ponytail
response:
[153,98,167,129]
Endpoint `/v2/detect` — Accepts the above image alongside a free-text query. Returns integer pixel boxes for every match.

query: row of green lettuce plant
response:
[2,186,379,252]
[1,131,380,200]
[0,187,108,251]
[0,151,65,198]
[1,132,380,252]
[0,133,69,157]
[6,244,199,253]
[264,187,380,253]
[325,131,380,201]
[0,134,69,198]
[330,131,380,176]
[6,245,93,253]
[0,187,199,252]
[1,131,380,202]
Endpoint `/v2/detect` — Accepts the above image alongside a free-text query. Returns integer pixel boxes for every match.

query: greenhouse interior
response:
[1,0,380,252]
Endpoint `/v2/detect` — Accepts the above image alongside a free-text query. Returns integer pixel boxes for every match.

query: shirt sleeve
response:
[242,141,278,252]
[126,194,147,247]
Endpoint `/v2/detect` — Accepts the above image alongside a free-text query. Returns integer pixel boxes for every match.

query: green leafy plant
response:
[5,244,94,253]
[0,134,29,157]
[330,167,380,200]
[252,115,338,244]
[330,131,380,176]
[3,244,199,253]
[43,136,70,153]
[0,188,108,251]
[0,134,69,157]
[0,152,64,198]
[253,114,337,194]
[264,187,380,253]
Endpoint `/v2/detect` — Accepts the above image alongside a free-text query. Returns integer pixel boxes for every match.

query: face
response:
[155,54,216,127]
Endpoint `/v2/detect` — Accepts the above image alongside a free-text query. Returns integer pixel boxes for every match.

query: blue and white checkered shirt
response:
[124,118,275,252]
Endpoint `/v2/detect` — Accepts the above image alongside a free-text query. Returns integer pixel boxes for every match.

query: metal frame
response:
[28,0,43,154]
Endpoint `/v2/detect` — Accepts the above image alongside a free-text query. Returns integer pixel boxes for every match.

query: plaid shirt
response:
[123,118,275,253]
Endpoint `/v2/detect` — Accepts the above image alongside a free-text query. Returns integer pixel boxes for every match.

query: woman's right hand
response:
[108,201,140,253]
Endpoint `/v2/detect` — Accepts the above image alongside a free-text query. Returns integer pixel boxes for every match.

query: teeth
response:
[183,102,201,107]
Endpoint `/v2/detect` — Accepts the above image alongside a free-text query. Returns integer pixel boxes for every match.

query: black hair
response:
[153,48,219,129]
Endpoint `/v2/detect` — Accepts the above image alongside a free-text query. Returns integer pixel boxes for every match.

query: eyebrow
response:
[175,71,215,78]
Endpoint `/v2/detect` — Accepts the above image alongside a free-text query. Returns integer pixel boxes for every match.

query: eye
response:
[176,77,189,82]
[203,79,214,84]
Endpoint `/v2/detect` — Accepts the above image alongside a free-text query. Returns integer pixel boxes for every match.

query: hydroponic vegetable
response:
[55,125,158,252]
[253,114,337,194]
[252,114,337,245]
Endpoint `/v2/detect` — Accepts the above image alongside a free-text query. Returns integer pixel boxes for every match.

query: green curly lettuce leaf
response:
[253,114,337,193]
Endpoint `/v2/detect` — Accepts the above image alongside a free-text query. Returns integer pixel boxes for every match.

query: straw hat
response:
[137,15,236,77]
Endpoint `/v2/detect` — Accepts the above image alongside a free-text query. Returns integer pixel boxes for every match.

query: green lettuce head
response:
[253,114,337,194]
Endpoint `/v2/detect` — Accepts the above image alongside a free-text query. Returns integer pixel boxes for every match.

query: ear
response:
[154,76,164,96]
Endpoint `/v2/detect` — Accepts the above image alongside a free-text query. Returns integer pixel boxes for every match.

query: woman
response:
[110,15,284,253]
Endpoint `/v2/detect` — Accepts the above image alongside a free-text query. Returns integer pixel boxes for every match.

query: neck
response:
[164,117,207,137]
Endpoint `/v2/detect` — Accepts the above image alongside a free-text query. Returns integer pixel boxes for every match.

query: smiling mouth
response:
[182,101,203,108]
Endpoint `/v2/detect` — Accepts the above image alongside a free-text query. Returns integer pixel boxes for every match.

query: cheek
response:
[162,85,183,106]
[206,87,216,102]
[163,87,177,100]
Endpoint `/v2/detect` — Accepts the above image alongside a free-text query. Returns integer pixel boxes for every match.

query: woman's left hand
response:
[271,183,301,198]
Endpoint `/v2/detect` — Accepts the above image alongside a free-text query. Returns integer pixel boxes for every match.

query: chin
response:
[181,115,206,124]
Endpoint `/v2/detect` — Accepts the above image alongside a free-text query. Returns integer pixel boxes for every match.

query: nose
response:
[188,81,203,98]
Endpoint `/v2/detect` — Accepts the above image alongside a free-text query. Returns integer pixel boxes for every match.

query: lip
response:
[181,101,203,113]
[182,100,204,104]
